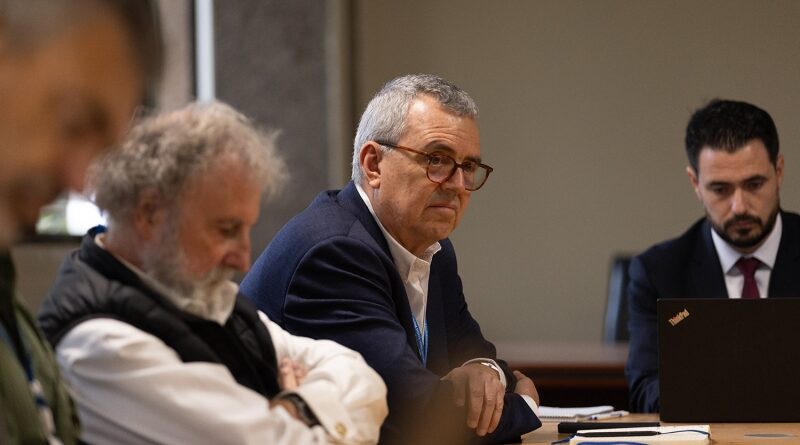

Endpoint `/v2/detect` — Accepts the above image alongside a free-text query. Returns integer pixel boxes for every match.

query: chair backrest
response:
[603,255,632,343]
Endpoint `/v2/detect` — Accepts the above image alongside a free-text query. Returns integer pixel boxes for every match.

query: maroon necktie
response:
[735,257,761,299]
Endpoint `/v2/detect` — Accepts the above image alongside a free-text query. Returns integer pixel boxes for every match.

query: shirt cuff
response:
[519,394,540,417]
[462,358,507,389]
[283,384,353,443]
[276,393,320,427]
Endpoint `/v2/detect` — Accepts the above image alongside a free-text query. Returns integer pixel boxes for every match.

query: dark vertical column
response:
[214,0,334,257]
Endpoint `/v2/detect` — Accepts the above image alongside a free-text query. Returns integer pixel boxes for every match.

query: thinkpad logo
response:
[668,309,690,326]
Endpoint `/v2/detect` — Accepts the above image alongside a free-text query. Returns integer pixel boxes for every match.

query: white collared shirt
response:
[57,234,388,444]
[355,184,535,410]
[354,185,440,332]
[711,213,782,299]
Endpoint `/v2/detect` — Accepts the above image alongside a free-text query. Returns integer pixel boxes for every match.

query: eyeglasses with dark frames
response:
[374,140,493,191]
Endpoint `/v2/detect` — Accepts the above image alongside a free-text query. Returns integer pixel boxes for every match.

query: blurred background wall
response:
[347,0,800,341]
[16,0,800,343]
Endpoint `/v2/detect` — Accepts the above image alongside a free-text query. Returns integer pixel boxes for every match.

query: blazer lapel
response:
[337,181,424,361]
[337,182,391,255]
[769,211,800,297]
[688,219,729,299]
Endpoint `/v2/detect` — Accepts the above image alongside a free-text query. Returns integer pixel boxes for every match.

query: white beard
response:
[141,226,238,324]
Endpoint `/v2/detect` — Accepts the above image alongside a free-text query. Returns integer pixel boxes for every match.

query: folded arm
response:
[283,236,539,444]
[261,312,388,444]
[56,318,383,445]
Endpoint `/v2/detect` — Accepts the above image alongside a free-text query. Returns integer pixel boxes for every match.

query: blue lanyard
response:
[411,316,428,366]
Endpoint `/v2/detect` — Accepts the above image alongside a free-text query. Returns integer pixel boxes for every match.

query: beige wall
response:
[15,1,800,343]
[351,0,800,341]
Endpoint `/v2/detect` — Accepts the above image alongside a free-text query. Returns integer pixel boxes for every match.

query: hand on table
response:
[442,362,505,436]
[512,370,540,406]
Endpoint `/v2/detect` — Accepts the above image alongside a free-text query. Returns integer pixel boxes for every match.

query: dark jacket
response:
[38,227,281,398]
[1,253,80,445]
[241,182,540,445]
[626,211,800,412]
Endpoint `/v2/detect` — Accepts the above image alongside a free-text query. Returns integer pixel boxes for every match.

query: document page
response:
[538,405,614,421]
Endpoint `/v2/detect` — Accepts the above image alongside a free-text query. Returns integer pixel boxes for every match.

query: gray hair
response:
[0,0,163,89]
[351,74,479,183]
[89,101,287,227]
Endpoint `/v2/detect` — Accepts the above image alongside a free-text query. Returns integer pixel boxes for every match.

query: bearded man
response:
[37,101,387,445]
[626,99,800,413]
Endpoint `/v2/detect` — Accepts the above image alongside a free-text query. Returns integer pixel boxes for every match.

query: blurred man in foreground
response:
[0,1,162,442]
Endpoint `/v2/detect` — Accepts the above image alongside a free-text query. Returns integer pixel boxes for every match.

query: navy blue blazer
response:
[626,211,800,413]
[242,182,540,445]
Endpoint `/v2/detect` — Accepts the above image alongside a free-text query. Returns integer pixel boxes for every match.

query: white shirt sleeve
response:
[56,317,387,445]
[259,311,388,443]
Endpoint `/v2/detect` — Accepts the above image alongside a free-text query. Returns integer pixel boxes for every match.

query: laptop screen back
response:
[658,298,800,422]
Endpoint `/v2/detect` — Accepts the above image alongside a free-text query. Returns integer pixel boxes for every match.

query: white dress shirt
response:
[711,213,782,299]
[56,241,388,445]
[355,184,539,415]
[355,185,441,336]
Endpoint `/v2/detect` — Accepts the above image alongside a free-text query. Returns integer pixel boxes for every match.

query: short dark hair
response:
[0,0,163,98]
[105,0,164,92]
[685,99,779,172]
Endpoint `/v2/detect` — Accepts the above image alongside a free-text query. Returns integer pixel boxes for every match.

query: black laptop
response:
[658,298,800,422]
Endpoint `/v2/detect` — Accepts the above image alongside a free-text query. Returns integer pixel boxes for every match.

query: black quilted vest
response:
[38,227,281,398]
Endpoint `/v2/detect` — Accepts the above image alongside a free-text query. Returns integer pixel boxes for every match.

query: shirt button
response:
[336,422,347,437]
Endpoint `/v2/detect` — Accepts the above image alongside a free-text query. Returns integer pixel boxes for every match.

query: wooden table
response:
[521,414,800,444]
[496,342,630,409]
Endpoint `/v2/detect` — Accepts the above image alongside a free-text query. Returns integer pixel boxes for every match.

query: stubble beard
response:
[710,204,780,250]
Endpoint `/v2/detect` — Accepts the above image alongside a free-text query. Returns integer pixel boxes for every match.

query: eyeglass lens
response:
[427,155,487,190]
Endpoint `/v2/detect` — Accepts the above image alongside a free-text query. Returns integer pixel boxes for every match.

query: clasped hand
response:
[442,364,539,437]
[270,358,309,420]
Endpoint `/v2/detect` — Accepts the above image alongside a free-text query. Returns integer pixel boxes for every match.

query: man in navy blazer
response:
[627,99,800,413]
[242,74,541,444]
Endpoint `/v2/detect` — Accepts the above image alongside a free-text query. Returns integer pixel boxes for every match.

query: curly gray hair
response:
[89,101,286,227]
[351,73,478,183]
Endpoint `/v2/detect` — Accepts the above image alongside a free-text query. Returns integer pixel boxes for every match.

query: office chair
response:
[603,255,632,343]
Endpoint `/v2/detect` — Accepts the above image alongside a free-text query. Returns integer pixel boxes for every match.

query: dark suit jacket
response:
[241,182,540,445]
[626,211,800,413]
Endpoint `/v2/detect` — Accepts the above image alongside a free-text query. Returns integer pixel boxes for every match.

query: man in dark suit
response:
[242,74,541,445]
[626,99,800,413]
